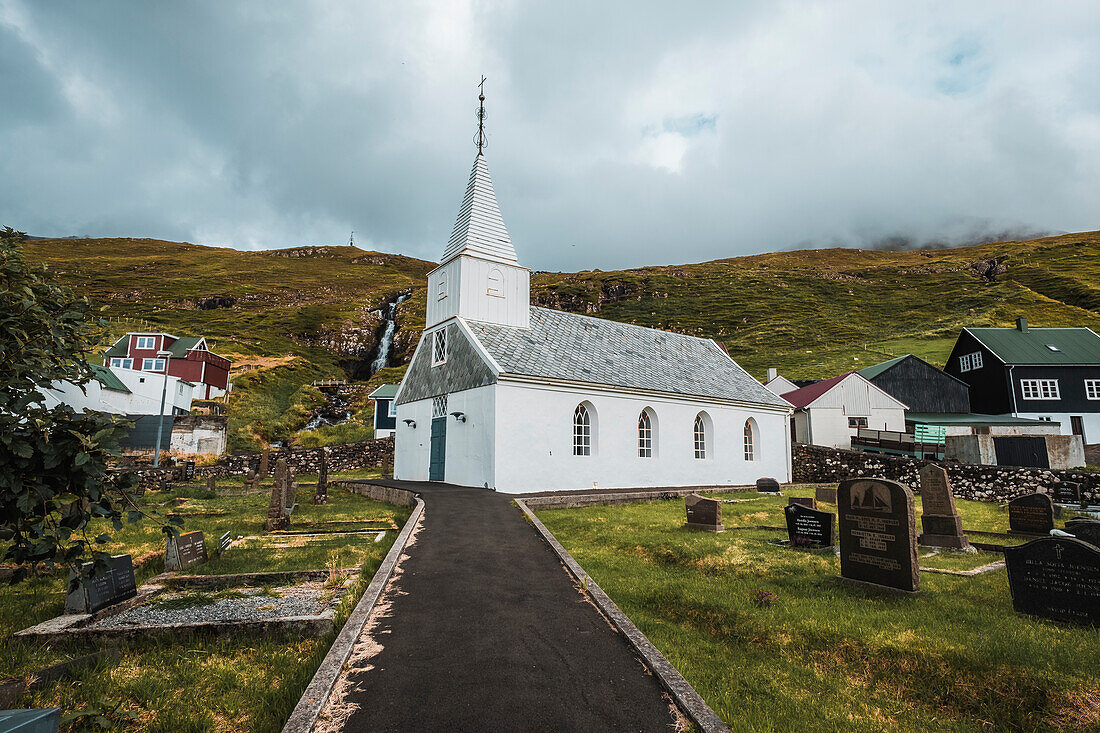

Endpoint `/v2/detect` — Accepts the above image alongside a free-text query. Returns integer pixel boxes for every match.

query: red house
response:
[104,332,231,400]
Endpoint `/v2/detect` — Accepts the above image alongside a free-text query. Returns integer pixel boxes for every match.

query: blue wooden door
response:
[429,417,447,481]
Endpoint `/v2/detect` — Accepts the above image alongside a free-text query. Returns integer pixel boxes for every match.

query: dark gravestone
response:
[206,476,216,493]
[313,448,329,505]
[165,531,207,571]
[917,464,969,550]
[259,449,270,477]
[64,555,137,614]
[815,486,838,504]
[183,460,195,480]
[1066,520,1100,548]
[1008,493,1055,535]
[788,497,817,510]
[785,503,835,547]
[265,458,291,531]
[217,531,232,555]
[1004,537,1100,626]
[756,477,781,493]
[1052,482,1082,506]
[838,478,919,593]
[684,494,724,532]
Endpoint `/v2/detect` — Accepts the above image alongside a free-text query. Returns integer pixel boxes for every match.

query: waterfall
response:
[370,292,410,376]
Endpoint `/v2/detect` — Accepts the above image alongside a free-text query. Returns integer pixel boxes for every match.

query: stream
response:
[370,292,410,376]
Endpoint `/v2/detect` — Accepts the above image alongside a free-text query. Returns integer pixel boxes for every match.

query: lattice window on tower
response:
[432,328,448,366]
[432,395,448,419]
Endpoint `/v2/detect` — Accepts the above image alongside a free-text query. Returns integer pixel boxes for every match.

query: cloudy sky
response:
[2,2,1098,271]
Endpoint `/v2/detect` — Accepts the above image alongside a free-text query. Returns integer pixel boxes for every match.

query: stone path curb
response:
[516,498,732,733]
[281,495,425,733]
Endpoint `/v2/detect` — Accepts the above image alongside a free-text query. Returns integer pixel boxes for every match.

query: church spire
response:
[439,80,518,266]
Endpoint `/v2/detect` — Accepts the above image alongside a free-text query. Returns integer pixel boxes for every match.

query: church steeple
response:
[425,78,530,330]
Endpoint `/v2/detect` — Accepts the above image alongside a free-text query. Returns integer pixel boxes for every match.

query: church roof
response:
[440,154,518,266]
[463,306,790,407]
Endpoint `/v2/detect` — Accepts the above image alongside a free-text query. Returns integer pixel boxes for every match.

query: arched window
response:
[573,403,592,456]
[638,411,652,457]
[744,418,757,461]
[694,413,708,459]
[487,268,504,297]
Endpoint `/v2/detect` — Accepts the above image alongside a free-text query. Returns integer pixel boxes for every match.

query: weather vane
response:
[475,75,487,154]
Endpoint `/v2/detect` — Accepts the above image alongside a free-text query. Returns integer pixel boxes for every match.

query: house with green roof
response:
[944,318,1100,448]
[368,384,400,438]
[104,332,231,400]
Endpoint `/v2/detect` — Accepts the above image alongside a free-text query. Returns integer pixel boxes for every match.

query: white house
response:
[762,368,799,396]
[40,364,194,417]
[781,371,907,449]
[394,151,793,492]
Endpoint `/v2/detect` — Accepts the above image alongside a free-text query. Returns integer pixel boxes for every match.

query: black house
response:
[858,354,971,413]
[943,319,1100,443]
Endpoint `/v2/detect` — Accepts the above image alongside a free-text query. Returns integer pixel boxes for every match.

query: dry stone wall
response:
[793,443,1098,505]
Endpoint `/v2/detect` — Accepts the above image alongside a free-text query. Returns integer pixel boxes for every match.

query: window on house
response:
[109,358,133,369]
[958,354,972,372]
[142,358,166,371]
[135,336,156,350]
[432,395,448,418]
[694,414,707,459]
[388,401,398,417]
[432,329,448,366]
[573,404,592,456]
[744,419,756,461]
[487,268,504,297]
[971,352,983,369]
[1020,379,1059,400]
[437,273,448,301]
[637,410,653,458]
[1085,380,1100,400]
[848,417,869,429]
[1038,416,1053,422]
[1045,344,1061,352]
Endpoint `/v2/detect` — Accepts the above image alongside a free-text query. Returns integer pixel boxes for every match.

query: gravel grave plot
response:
[90,581,341,628]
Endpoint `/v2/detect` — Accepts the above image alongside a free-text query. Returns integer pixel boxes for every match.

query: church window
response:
[437,272,448,301]
[744,419,757,461]
[432,395,448,418]
[487,268,504,297]
[694,414,707,459]
[432,329,448,366]
[573,403,592,456]
[638,409,654,458]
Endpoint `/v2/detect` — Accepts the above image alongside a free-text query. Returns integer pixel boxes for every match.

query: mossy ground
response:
[536,487,1100,732]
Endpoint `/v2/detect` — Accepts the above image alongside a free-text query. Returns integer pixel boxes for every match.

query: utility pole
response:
[152,350,172,468]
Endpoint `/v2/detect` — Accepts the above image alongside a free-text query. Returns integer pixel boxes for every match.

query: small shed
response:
[368,384,400,438]
[783,372,908,449]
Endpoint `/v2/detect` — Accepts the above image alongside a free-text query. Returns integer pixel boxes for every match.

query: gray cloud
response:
[1,1,1098,270]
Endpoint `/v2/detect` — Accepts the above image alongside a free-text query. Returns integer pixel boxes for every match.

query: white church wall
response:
[394,384,496,486]
[455,255,530,329]
[492,381,791,492]
[425,260,461,329]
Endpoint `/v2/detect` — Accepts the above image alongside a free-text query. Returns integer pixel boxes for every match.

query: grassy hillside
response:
[21,231,1100,448]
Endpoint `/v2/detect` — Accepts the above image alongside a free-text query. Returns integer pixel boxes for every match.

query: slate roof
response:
[462,306,789,407]
[781,372,855,408]
[439,154,519,266]
[965,327,1100,365]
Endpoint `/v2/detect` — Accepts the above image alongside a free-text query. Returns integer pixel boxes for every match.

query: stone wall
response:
[793,443,1098,504]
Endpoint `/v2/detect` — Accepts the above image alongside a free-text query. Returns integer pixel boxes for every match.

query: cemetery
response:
[0,470,412,728]
[534,483,1100,731]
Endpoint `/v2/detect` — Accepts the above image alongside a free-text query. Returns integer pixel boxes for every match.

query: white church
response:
[393,149,794,492]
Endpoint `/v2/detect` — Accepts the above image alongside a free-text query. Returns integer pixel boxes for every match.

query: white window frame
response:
[744,419,756,461]
[693,415,707,460]
[970,352,983,369]
[1020,378,1059,400]
[135,336,156,350]
[637,411,653,458]
[431,329,448,366]
[1085,379,1100,401]
[388,400,398,417]
[142,358,166,371]
[958,354,971,372]
[109,357,133,369]
[432,395,448,419]
[573,404,591,456]
[848,416,869,429]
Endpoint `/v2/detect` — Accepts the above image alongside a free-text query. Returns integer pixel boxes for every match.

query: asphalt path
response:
[329,482,680,732]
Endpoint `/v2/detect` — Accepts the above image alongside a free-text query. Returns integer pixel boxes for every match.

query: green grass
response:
[0,478,412,732]
[536,489,1100,732]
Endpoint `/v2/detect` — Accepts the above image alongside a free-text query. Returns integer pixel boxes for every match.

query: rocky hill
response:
[21,230,1100,448]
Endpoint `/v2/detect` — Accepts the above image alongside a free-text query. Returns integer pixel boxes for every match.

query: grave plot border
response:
[281,489,425,733]
[518,495,731,733]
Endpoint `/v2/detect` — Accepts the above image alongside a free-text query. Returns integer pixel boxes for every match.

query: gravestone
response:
[205,476,216,493]
[313,448,329,505]
[1004,536,1100,626]
[1066,520,1100,548]
[756,477,781,494]
[259,449,270,477]
[265,458,291,531]
[1008,493,1054,535]
[217,531,232,555]
[917,464,969,550]
[165,530,207,571]
[788,497,817,509]
[815,486,838,504]
[684,494,724,532]
[838,478,919,593]
[785,503,835,547]
[1052,482,1082,506]
[183,460,195,480]
[64,555,137,614]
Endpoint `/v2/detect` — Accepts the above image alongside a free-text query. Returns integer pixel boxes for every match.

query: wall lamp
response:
[450,411,467,423]
[403,419,416,428]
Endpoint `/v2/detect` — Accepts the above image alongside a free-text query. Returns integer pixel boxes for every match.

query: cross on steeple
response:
[476,76,487,155]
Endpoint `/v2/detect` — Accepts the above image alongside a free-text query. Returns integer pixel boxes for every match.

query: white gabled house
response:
[781,371,907,449]
[394,151,794,492]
